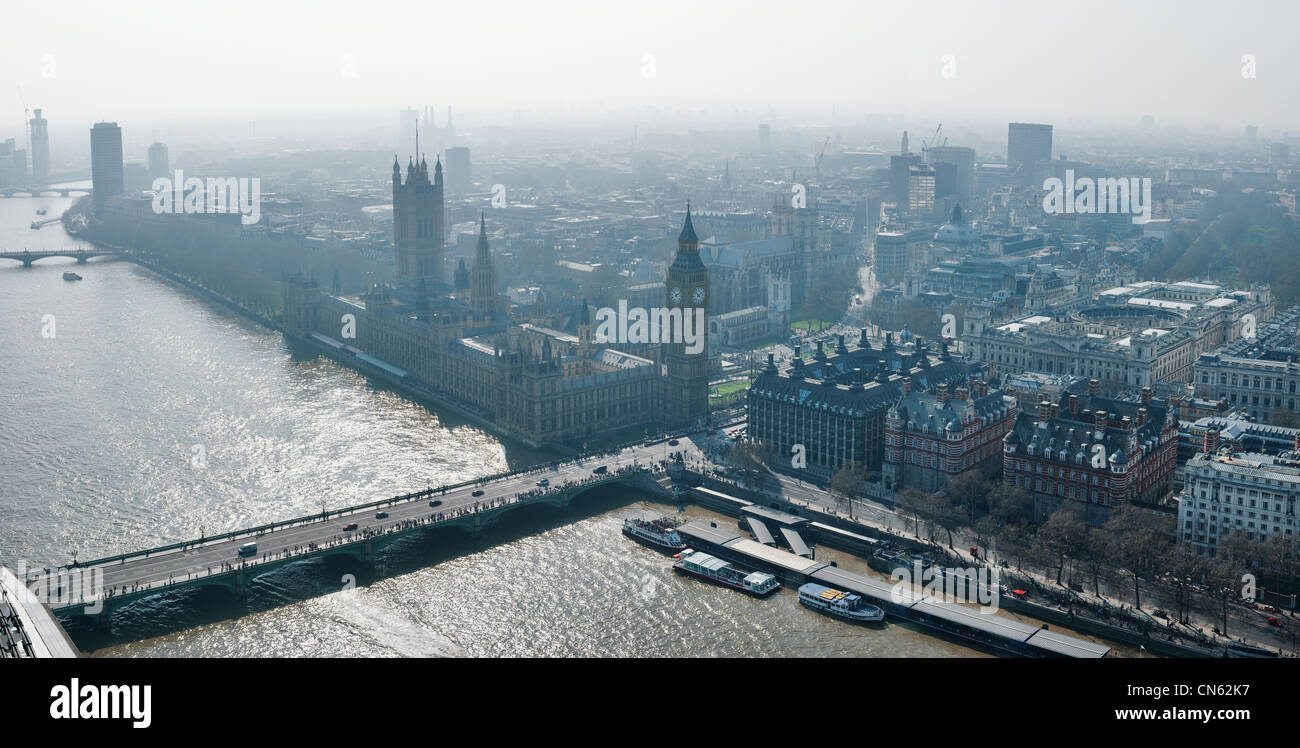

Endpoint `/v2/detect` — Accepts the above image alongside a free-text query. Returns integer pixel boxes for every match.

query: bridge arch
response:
[0,251,117,266]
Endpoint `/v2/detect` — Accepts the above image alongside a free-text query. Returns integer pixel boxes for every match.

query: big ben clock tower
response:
[664,203,710,428]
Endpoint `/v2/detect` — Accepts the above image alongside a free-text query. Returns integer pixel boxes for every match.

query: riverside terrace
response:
[36,438,697,629]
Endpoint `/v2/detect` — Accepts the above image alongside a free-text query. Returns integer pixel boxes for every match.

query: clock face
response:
[692,286,706,305]
[669,286,683,305]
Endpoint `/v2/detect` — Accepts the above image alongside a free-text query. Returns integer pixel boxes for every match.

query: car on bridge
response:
[429,499,442,507]
[238,542,257,557]
[472,490,485,497]
[375,511,389,519]
[537,479,549,487]
[342,522,358,531]
[593,465,608,474]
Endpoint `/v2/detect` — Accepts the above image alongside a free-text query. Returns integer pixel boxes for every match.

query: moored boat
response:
[622,516,686,552]
[1225,641,1278,658]
[672,549,779,597]
[798,582,884,622]
[62,271,82,281]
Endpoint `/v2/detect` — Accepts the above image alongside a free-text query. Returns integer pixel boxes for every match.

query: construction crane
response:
[814,136,831,183]
[921,122,947,160]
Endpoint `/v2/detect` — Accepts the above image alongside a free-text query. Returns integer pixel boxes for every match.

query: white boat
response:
[673,550,780,596]
[798,582,884,622]
[622,517,686,552]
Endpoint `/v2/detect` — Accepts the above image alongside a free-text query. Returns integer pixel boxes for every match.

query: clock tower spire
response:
[663,203,710,428]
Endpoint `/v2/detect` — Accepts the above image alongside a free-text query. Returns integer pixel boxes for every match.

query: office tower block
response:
[90,122,124,216]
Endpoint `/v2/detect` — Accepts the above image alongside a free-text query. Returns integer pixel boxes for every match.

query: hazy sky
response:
[5,0,1297,134]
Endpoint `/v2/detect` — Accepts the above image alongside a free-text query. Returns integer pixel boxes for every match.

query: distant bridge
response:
[0,174,92,198]
[0,249,122,266]
[0,187,89,198]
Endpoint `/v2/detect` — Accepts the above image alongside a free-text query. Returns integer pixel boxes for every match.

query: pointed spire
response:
[580,298,590,326]
[679,200,697,244]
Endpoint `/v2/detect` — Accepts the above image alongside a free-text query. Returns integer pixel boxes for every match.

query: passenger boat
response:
[622,517,686,552]
[62,271,82,281]
[798,582,884,622]
[1225,641,1278,658]
[672,550,780,597]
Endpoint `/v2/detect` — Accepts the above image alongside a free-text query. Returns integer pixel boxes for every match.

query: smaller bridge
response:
[0,249,122,267]
[0,174,92,198]
[0,187,89,198]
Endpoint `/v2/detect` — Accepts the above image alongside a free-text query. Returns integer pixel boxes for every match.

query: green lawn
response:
[791,319,835,332]
[710,379,750,398]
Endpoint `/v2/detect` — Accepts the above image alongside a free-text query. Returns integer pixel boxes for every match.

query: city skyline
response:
[4,0,1299,130]
[4,1,1300,717]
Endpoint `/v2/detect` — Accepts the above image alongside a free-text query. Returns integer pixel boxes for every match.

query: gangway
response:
[781,527,813,558]
[746,516,776,546]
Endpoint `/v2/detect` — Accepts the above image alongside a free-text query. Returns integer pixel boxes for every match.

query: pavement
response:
[762,469,1298,655]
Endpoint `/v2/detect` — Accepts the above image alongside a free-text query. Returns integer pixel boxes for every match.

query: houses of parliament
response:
[282,154,710,447]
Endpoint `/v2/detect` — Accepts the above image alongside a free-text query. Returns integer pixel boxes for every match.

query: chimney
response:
[937,382,951,404]
[1068,394,1080,415]
[901,377,912,397]
[956,386,970,402]
[1095,410,1108,430]
[1038,400,1051,422]
[1136,407,1148,427]
[1088,379,1100,397]
[977,380,989,397]
[1203,427,1219,455]
[1140,386,1153,404]
[1049,401,1059,419]
[1121,415,1132,430]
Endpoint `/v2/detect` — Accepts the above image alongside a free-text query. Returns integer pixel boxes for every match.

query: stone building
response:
[746,334,979,479]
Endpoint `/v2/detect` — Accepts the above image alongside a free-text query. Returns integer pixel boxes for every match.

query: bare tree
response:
[1034,504,1088,586]
[946,472,990,521]
[830,464,867,516]
[1102,505,1172,610]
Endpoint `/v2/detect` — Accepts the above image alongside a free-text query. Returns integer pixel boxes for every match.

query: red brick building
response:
[883,376,1018,493]
[1002,379,1178,523]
